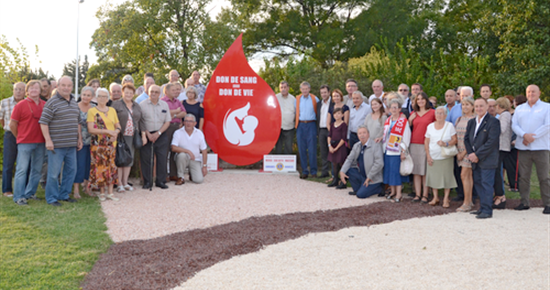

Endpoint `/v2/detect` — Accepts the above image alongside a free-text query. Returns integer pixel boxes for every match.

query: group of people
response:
[2,74,549,218]
[275,79,549,218]
[1,70,209,206]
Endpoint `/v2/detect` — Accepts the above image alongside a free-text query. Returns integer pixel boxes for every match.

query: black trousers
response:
[166,123,180,177]
[318,128,330,176]
[274,129,294,154]
[140,131,169,185]
[453,156,464,198]
[503,148,519,190]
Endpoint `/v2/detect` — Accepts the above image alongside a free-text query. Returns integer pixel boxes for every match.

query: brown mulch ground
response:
[81,198,542,290]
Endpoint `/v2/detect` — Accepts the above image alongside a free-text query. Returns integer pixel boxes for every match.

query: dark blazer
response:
[316,98,334,131]
[464,114,501,170]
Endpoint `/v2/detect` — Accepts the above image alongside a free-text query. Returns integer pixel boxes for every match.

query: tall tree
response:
[62,55,89,90]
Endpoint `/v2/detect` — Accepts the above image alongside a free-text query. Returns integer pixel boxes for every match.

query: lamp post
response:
[75,0,84,99]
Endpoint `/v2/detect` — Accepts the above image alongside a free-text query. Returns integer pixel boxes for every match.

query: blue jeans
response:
[45,147,77,204]
[473,167,495,215]
[74,145,91,183]
[296,122,317,175]
[2,131,17,193]
[13,143,45,202]
[349,132,359,149]
[347,167,383,198]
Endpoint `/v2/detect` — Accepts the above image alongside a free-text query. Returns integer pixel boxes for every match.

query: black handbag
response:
[115,136,133,167]
[133,129,143,149]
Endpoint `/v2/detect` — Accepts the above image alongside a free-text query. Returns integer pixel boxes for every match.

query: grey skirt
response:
[122,135,135,167]
[426,158,458,189]
[410,143,427,175]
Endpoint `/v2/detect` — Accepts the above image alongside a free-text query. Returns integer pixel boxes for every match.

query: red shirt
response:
[11,98,46,144]
[411,109,435,144]
[161,96,186,124]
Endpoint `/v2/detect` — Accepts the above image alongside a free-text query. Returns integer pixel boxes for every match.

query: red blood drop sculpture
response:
[203,34,281,166]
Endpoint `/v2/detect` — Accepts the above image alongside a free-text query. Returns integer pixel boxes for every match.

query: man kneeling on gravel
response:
[339,125,384,198]
[171,114,208,185]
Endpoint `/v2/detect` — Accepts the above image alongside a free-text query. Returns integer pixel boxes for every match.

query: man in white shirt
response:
[274,81,296,154]
[511,84,550,214]
[367,79,384,106]
[317,85,332,178]
[349,91,372,148]
[171,114,208,185]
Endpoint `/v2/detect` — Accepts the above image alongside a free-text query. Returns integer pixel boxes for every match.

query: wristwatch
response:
[203,164,207,167]
[158,131,162,136]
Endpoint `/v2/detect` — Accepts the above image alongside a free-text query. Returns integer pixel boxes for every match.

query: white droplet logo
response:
[223,102,259,146]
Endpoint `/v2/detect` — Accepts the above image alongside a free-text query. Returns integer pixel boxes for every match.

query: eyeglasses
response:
[398,89,408,92]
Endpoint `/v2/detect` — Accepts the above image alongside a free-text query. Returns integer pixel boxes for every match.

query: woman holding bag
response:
[382,99,411,203]
[112,83,147,193]
[88,88,122,201]
[424,107,458,208]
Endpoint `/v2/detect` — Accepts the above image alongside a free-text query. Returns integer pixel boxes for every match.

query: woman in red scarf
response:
[383,99,411,202]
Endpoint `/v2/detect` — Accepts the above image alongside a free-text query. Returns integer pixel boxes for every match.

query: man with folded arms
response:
[171,114,208,184]
[511,84,550,214]
[340,125,384,198]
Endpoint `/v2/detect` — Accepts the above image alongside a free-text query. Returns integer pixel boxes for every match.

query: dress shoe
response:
[300,174,308,179]
[336,182,347,189]
[170,176,179,182]
[49,201,62,206]
[142,183,152,189]
[175,177,185,185]
[514,204,530,211]
[476,212,492,219]
[542,206,550,214]
[348,191,356,195]
[470,210,481,215]
[155,182,169,189]
[60,198,77,203]
[451,196,464,202]
[327,178,338,187]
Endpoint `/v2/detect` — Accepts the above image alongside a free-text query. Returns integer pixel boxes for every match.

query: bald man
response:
[512,84,550,214]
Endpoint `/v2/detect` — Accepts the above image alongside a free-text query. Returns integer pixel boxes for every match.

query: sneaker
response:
[60,198,78,203]
[49,201,62,206]
[15,199,28,206]
[117,186,126,193]
[123,184,134,191]
[98,194,106,201]
[27,195,42,201]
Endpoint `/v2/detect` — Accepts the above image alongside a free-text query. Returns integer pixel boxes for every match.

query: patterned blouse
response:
[456,115,474,168]
[79,104,96,146]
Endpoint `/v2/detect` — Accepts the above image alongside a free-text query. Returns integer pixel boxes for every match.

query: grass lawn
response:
[0,185,112,290]
[308,165,543,200]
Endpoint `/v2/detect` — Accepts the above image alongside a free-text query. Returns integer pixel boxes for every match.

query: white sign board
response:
[263,155,297,172]
[207,153,219,171]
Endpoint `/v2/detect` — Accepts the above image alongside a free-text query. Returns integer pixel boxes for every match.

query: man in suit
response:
[340,125,384,198]
[464,98,501,219]
[316,85,333,178]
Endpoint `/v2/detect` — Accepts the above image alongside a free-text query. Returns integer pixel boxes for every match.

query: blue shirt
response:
[512,99,550,151]
[446,103,462,125]
[294,94,319,121]
[444,101,458,115]
[135,92,149,104]
[349,103,372,134]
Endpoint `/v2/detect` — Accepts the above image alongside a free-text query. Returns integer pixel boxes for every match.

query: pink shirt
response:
[161,96,186,124]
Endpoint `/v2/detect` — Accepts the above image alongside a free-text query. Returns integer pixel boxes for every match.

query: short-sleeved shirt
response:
[411,109,435,144]
[171,127,207,162]
[161,96,186,124]
[425,122,457,160]
[328,105,350,123]
[135,92,149,104]
[11,98,46,144]
[87,107,120,144]
[194,84,207,102]
[0,96,20,131]
[183,101,204,129]
[139,99,172,132]
[39,93,81,148]
[276,93,296,130]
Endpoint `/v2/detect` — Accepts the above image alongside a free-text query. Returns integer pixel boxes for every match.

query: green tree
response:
[62,55,89,90]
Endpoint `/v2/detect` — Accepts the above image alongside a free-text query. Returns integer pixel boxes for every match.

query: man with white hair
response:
[398,83,412,117]
[107,83,122,106]
[367,79,384,105]
[447,86,473,124]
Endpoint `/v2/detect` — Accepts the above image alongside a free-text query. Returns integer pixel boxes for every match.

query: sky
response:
[0,0,251,79]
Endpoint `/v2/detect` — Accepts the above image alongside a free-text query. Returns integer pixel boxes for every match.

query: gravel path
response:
[101,173,382,242]
[177,210,550,290]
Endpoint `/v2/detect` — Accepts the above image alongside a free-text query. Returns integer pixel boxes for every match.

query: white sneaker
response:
[123,184,134,191]
[117,186,126,193]
[99,194,106,201]
[106,194,119,201]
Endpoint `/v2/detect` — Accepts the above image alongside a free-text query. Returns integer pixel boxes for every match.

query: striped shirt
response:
[0,96,20,131]
[39,93,81,148]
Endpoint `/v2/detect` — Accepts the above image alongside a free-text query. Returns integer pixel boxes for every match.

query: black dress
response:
[183,100,204,129]
[327,122,348,164]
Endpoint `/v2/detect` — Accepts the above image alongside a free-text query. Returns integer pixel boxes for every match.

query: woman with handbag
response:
[87,88,122,201]
[112,83,147,193]
[424,107,458,208]
[327,108,348,189]
[382,99,411,203]
[455,97,476,212]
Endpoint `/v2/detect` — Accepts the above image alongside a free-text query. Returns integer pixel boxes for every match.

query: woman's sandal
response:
[421,196,429,204]
[442,198,450,208]
[412,195,421,203]
[429,199,440,206]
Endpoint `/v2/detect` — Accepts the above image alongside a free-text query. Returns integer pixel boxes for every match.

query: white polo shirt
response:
[171,127,207,162]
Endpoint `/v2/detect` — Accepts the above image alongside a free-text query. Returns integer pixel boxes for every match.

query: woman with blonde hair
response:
[492,97,512,209]
[455,97,475,212]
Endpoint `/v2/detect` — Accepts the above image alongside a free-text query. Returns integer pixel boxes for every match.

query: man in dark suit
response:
[316,85,333,178]
[464,98,501,219]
